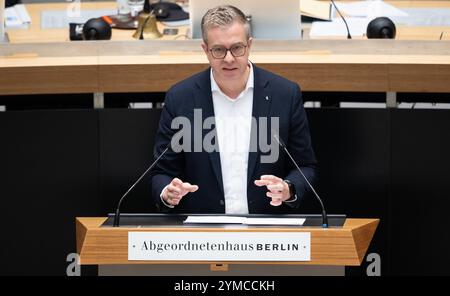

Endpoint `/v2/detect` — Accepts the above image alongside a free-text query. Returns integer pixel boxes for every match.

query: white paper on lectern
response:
[245,218,305,225]
[184,216,245,224]
[184,216,305,225]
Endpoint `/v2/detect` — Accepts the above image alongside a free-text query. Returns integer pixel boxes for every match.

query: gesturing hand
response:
[254,175,291,206]
[162,178,199,206]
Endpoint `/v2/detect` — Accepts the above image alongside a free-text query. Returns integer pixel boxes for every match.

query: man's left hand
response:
[254,175,291,206]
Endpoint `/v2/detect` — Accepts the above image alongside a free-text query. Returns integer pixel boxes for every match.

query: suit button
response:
[219,200,225,206]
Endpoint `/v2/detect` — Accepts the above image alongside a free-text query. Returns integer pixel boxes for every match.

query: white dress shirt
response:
[211,64,254,214]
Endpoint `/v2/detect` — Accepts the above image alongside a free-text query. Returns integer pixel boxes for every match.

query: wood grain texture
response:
[389,63,450,92]
[76,217,379,266]
[98,63,209,93]
[2,40,450,95]
[0,65,99,95]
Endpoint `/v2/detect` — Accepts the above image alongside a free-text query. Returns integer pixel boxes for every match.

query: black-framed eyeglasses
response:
[208,43,248,59]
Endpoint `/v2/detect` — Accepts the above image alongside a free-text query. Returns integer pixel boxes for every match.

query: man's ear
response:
[201,42,208,54]
[247,37,253,50]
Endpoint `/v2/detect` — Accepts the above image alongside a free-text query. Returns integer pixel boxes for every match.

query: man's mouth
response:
[222,67,238,71]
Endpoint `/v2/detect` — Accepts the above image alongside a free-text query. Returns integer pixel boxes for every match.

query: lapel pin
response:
[265,96,270,101]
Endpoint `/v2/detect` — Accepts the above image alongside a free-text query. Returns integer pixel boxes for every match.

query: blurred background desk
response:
[306,0,450,40]
[6,1,189,43]
[4,1,450,42]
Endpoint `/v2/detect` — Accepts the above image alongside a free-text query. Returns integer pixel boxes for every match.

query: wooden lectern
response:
[76,217,378,276]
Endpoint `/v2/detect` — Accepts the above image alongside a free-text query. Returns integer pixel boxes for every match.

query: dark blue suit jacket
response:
[151,65,317,214]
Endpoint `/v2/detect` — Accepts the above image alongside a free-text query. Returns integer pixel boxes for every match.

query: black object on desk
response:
[150,2,189,21]
[70,17,112,41]
[367,17,396,39]
[82,17,112,40]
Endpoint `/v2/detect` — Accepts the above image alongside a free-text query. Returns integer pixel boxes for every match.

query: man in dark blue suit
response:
[151,5,317,214]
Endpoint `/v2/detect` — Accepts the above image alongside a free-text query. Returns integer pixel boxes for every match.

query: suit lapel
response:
[247,66,272,184]
[194,69,224,195]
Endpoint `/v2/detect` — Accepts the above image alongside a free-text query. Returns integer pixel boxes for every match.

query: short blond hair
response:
[201,5,251,43]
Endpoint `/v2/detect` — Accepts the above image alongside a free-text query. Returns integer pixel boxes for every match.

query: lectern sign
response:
[128,232,310,261]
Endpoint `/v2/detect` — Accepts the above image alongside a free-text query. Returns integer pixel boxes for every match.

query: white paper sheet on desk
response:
[245,218,305,226]
[391,8,450,27]
[184,216,245,224]
[334,1,408,18]
[5,4,31,29]
[41,9,117,29]
[310,18,369,37]
[184,216,305,225]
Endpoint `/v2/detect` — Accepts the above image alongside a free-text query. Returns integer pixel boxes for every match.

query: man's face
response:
[201,21,252,83]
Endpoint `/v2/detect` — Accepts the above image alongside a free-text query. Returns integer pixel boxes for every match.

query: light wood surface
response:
[1,39,449,95]
[76,217,379,266]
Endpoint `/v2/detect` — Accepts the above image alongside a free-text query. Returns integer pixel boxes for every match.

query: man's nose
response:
[223,50,235,63]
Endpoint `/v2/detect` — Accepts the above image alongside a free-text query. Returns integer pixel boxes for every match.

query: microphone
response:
[113,144,170,227]
[366,17,396,39]
[82,17,112,40]
[330,0,351,39]
[273,133,329,228]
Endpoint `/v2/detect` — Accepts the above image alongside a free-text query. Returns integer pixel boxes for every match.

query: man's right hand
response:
[162,178,199,206]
